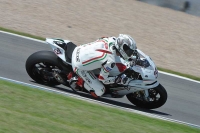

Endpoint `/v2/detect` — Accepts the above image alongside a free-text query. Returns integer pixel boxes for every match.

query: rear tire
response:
[126,84,167,109]
[25,51,62,86]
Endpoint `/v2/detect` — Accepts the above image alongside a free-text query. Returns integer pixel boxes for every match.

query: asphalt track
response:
[0,31,200,126]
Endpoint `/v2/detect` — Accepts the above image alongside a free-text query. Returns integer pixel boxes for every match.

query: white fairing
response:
[109,49,159,95]
[109,56,129,76]
[45,38,159,96]
[131,49,158,81]
[46,38,70,63]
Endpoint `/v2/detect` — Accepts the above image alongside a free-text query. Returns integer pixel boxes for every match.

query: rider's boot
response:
[90,90,98,98]
[76,77,84,88]
[67,72,79,92]
[83,83,99,98]
[68,72,101,98]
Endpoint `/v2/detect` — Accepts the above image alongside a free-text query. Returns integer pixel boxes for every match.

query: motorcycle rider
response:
[69,34,137,98]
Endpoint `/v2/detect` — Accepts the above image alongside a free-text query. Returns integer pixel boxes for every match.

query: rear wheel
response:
[126,84,167,109]
[26,51,63,86]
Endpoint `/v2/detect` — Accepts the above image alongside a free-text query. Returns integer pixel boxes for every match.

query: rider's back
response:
[72,37,116,70]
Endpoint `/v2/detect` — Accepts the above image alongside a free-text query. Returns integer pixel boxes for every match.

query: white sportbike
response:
[26,38,167,109]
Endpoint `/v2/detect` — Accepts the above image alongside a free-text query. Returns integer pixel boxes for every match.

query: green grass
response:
[0,27,45,41]
[0,79,200,133]
[158,67,200,81]
[0,26,200,82]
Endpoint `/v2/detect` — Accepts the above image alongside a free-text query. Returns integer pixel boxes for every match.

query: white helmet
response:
[115,34,137,60]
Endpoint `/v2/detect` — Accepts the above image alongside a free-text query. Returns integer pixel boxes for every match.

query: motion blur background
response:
[139,0,200,16]
[0,0,200,77]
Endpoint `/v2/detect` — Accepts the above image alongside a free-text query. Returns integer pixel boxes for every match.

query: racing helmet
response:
[115,34,137,60]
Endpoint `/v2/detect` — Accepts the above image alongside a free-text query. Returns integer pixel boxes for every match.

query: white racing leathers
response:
[71,37,119,96]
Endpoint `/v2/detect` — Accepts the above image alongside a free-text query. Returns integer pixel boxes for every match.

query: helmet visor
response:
[123,45,134,57]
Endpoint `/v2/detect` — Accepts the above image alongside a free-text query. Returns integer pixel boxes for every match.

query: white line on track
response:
[0,30,199,84]
[0,76,200,129]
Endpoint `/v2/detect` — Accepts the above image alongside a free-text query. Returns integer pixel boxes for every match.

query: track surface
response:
[0,32,200,126]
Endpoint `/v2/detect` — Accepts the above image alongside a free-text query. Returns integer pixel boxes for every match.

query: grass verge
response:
[158,67,200,81]
[0,79,200,133]
[0,27,45,41]
[0,26,200,82]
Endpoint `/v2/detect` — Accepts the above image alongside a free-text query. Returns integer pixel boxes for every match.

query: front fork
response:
[134,89,150,102]
[144,89,150,101]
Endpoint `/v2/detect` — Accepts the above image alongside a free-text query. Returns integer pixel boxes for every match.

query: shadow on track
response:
[30,80,171,116]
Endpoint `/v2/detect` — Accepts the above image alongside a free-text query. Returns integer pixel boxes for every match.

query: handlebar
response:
[117,67,135,77]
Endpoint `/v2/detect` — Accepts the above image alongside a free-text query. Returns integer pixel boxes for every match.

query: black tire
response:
[126,84,167,109]
[25,51,62,86]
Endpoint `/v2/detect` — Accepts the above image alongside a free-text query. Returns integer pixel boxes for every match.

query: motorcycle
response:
[25,38,167,109]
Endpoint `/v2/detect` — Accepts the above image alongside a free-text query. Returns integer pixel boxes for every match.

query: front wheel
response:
[126,84,167,109]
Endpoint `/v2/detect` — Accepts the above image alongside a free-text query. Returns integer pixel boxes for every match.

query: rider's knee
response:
[84,82,105,96]
[94,86,106,96]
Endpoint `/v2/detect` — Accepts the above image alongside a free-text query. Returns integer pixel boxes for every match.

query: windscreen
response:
[135,59,150,68]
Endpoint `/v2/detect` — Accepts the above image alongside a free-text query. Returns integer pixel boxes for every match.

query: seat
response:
[64,42,77,63]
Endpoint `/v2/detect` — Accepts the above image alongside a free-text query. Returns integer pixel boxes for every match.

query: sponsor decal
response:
[76,48,80,62]
[54,48,62,54]
[104,66,112,72]
[154,68,158,78]
[80,70,92,84]
[104,79,114,84]
[81,70,86,77]
[85,77,92,84]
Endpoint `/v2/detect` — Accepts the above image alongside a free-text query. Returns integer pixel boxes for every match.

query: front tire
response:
[26,51,62,86]
[126,84,167,109]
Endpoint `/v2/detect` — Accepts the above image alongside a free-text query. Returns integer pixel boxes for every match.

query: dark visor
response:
[123,45,134,57]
